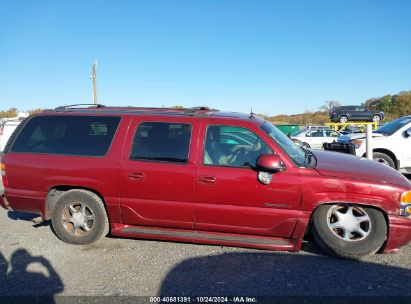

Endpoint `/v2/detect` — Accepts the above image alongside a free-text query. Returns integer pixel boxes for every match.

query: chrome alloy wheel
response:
[62,202,95,236]
[326,205,372,242]
[372,115,381,122]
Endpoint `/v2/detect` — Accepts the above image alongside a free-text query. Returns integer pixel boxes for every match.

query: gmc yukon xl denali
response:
[1,105,410,258]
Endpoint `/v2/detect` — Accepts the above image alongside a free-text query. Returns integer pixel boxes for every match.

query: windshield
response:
[375,117,411,136]
[261,122,307,167]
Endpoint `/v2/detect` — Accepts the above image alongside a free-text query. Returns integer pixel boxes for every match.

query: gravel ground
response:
[0,175,410,302]
[0,206,410,300]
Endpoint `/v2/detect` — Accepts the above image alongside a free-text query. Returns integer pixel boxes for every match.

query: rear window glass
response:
[11,115,120,156]
[130,122,192,163]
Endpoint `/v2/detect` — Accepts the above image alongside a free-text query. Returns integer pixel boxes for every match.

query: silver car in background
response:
[291,126,341,149]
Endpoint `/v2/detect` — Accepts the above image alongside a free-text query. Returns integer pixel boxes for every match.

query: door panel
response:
[307,129,324,149]
[195,167,301,237]
[120,118,199,229]
[349,108,359,120]
[362,110,372,120]
[358,108,368,120]
[195,122,301,238]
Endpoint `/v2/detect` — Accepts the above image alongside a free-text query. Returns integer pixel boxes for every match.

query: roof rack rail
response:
[190,106,212,112]
[55,104,106,110]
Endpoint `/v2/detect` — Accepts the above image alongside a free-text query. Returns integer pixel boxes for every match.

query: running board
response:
[113,225,296,251]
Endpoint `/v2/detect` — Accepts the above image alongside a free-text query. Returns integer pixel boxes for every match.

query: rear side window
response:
[130,122,192,163]
[325,130,340,137]
[11,116,120,156]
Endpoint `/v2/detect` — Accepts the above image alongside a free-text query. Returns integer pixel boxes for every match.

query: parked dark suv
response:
[330,106,384,123]
[1,104,410,259]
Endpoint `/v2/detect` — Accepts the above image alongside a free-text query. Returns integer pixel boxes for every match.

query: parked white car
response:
[0,119,22,152]
[337,115,411,173]
[291,126,341,149]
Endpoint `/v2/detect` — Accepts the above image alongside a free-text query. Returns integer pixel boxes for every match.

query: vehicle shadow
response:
[159,251,411,298]
[0,248,64,300]
[7,211,50,228]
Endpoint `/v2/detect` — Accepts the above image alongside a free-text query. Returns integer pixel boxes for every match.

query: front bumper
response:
[384,215,411,253]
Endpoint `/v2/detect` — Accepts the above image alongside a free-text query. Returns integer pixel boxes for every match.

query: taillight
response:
[1,162,8,188]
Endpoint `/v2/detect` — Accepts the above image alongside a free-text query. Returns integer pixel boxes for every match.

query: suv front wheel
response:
[371,114,381,122]
[312,204,387,259]
[51,189,109,245]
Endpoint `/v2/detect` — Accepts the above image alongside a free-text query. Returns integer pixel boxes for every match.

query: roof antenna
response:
[249,107,255,119]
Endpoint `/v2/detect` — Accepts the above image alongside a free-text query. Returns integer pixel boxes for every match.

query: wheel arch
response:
[44,185,107,220]
[305,201,390,251]
[309,201,389,224]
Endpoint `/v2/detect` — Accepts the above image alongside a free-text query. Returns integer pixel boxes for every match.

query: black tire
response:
[51,189,109,245]
[339,116,348,123]
[312,204,387,259]
[373,152,395,169]
[371,114,381,122]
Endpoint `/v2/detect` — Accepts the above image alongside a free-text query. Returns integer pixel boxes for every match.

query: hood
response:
[311,149,411,188]
[337,132,384,143]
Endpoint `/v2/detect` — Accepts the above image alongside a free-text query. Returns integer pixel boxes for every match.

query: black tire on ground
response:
[339,116,348,123]
[311,204,387,259]
[51,189,109,245]
[373,152,395,169]
[371,114,381,122]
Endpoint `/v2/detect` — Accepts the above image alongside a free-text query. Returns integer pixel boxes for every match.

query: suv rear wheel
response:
[312,204,387,259]
[51,189,109,245]
[339,116,348,123]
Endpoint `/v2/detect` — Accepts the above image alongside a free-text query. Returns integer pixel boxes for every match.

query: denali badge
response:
[264,203,291,208]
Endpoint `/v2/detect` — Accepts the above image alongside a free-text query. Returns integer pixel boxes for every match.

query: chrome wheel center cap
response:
[340,215,357,230]
[72,212,85,226]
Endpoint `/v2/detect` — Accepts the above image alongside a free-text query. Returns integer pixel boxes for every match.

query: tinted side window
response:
[325,130,339,137]
[203,125,273,168]
[11,116,120,156]
[310,129,323,137]
[130,122,192,163]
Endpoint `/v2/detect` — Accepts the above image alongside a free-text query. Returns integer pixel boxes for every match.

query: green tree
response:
[391,91,411,117]
[0,108,17,118]
[320,100,342,112]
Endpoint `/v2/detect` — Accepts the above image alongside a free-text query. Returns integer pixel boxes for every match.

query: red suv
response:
[1,105,410,258]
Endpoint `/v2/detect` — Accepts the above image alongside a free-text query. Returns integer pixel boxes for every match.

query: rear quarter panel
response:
[2,116,132,218]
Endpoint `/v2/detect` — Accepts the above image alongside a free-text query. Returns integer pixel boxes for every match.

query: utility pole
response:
[90,60,98,105]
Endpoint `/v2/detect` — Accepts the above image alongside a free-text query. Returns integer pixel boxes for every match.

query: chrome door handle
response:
[128,172,145,181]
[198,176,216,184]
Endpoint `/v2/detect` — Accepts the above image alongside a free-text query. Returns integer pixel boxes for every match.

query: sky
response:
[0,0,410,115]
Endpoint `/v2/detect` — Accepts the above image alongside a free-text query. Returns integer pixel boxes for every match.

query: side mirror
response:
[406,129,411,138]
[256,154,286,173]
